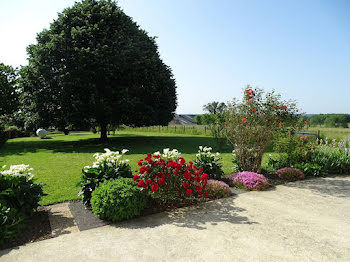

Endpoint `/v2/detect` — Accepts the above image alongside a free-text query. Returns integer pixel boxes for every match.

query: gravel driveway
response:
[1,175,350,262]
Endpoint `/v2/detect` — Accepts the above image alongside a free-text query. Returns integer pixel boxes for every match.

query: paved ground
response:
[1,175,350,262]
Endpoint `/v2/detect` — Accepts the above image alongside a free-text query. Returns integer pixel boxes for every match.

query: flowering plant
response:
[194,146,224,180]
[79,148,132,206]
[277,167,304,181]
[134,148,209,204]
[0,164,45,244]
[225,86,303,172]
[231,171,269,191]
[206,180,231,199]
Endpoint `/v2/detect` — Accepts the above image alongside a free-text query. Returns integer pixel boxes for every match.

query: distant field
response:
[304,127,350,140]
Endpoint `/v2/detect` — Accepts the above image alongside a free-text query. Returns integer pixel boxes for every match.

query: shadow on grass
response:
[114,195,256,230]
[284,175,350,198]
[0,133,234,157]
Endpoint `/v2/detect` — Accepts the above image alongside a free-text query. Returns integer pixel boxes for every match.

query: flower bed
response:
[231,171,269,191]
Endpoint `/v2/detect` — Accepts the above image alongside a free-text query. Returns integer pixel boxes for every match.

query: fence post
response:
[205,126,207,133]
[183,125,185,133]
[317,130,320,139]
[175,126,176,132]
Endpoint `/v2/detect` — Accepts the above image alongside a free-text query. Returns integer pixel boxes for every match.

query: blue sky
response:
[1,0,349,114]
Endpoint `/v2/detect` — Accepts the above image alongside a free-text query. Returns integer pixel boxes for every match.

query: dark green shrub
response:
[0,128,8,147]
[79,149,132,207]
[0,165,45,244]
[91,178,147,222]
[293,163,325,177]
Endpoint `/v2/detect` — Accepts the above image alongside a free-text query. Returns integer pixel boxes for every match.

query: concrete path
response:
[1,176,350,262]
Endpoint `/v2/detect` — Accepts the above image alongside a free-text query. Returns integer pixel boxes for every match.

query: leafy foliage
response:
[0,165,45,244]
[19,0,177,140]
[0,63,18,125]
[79,148,132,207]
[225,86,302,172]
[91,178,148,222]
[194,146,224,180]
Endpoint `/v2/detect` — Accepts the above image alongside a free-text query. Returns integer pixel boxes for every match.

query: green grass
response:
[0,131,248,205]
[303,127,350,140]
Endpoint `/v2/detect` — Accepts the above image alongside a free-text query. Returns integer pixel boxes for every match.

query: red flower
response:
[146,179,152,185]
[259,113,264,117]
[282,105,287,110]
[182,182,190,189]
[184,172,192,180]
[158,178,165,185]
[278,123,282,128]
[133,175,140,181]
[137,180,144,187]
[137,161,142,166]
[205,192,209,198]
[139,166,149,174]
[185,189,193,195]
[195,185,201,192]
[300,136,306,141]
[251,108,256,113]
[147,153,152,157]
[151,183,159,192]
[304,121,308,125]
[200,173,209,181]
[242,118,247,123]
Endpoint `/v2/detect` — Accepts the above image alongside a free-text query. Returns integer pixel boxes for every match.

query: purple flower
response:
[345,148,349,153]
[231,171,269,191]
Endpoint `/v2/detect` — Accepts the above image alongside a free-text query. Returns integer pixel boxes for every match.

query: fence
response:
[119,125,212,136]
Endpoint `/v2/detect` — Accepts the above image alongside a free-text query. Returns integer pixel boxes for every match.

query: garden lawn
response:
[0,132,242,205]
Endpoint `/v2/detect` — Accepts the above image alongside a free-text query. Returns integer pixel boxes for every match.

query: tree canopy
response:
[20,0,177,139]
[0,63,18,126]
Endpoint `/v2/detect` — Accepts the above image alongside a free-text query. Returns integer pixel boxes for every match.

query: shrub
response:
[0,128,8,147]
[277,167,304,181]
[206,180,231,199]
[79,148,132,207]
[194,146,224,180]
[231,171,269,191]
[225,86,303,172]
[0,165,45,244]
[91,178,147,222]
[293,163,324,177]
[134,149,209,204]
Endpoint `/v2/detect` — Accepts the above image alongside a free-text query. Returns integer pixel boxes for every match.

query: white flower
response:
[199,146,203,150]
[153,151,161,156]
[121,149,128,154]
[163,148,170,155]
[216,152,220,156]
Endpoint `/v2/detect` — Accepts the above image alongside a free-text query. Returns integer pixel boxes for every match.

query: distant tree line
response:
[306,114,350,128]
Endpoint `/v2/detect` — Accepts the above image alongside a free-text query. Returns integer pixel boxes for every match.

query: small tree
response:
[225,86,302,172]
[203,102,227,149]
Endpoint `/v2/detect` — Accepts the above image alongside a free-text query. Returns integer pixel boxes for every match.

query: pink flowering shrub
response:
[206,180,231,199]
[231,171,269,191]
[277,167,304,181]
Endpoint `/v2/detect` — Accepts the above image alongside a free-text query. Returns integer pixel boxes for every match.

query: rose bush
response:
[134,148,209,204]
[225,86,302,172]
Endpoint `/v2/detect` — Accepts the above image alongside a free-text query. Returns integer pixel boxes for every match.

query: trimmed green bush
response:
[91,178,148,222]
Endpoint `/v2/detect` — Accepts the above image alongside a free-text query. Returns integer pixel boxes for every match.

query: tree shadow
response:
[284,175,350,198]
[0,133,233,157]
[113,195,256,230]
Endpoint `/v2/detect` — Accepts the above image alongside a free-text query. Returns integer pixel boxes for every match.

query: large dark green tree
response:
[0,63,18,125]
[20,0,177,140]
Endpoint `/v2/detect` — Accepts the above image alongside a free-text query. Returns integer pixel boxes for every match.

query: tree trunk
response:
[100,124,108,141]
